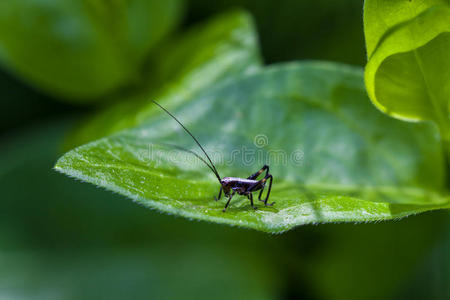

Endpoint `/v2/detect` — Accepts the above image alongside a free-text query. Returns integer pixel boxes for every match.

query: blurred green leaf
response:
[364,0,450,138]
[0,0,183,101]
[56,62,450,233]
[66,9,261,148]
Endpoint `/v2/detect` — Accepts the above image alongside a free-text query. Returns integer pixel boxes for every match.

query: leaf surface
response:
[56,62,450,233]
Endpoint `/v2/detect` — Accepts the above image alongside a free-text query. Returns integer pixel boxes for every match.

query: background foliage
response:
[1,0,449,299]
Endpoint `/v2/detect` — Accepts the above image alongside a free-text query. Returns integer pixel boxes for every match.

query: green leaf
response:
[0,120,282,299]
[364,0,450,138]
[66,9,261,148]
[0,0,183,101]
[55,62,450,233]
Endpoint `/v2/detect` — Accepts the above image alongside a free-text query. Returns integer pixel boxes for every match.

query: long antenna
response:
[152,100,222,182]
[160,143,218,178]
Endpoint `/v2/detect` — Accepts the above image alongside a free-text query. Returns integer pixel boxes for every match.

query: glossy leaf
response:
[0,0,183,101]
[56,62,450,233]
[364,0,450,138]
[66,9,261,148]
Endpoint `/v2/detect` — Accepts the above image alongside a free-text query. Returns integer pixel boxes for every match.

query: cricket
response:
[152,100,274,212]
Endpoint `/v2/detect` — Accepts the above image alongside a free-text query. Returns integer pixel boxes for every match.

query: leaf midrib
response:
[59,160,446,200]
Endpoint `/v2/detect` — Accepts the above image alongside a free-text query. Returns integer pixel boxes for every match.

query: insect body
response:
[153,100,274,212]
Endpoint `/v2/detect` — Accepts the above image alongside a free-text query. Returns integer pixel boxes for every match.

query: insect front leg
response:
[214,186,222,201]
[223,191,236,212]
[247,165,269,180]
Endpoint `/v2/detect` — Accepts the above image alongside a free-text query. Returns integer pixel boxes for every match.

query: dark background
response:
[1,1,448,299]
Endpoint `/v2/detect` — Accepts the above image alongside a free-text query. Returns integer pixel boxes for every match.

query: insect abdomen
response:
[222,177,257,186]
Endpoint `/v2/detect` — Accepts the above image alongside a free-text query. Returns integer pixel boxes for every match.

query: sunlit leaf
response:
[364,0,450,138]
[0,0,183,101]
[66,9,261,148]
[56,62,450,233]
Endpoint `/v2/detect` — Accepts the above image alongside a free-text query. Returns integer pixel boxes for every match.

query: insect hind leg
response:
[262,174,274,206]
[247,165,269,180]
[246,172,275,207]
[258,186,265,202]
[254,174,274,206]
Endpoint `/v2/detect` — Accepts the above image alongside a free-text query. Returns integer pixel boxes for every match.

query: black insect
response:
[153,100,274,212]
